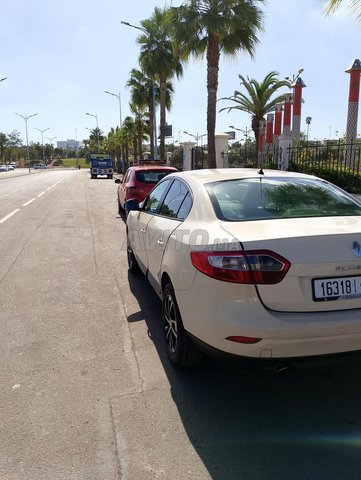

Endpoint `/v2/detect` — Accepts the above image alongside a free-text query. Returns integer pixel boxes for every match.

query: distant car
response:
[6,165,14,171]
[115,165,178,214]
[125,168,361,369]
[0,165,8,172]
[33,163,47,169]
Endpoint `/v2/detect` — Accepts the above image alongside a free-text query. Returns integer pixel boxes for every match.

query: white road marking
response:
[22,198,36,207]
[0,173,68,223]
[0,209,20,224]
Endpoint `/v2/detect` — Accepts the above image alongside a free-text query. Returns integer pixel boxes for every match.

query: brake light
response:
[190,250,290,284]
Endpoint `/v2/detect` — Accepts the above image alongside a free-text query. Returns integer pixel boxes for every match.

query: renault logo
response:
[352,241,361,257]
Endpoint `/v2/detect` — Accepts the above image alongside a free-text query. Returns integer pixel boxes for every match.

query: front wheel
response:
[162,283,202,367]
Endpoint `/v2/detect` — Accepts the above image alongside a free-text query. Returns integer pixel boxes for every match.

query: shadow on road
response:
[127,271,361,480]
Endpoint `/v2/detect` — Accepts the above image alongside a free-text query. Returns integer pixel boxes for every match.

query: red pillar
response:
[292,77,306,143]
[345,59,361,146]
[266,113,274,147]
[282,93,293,137]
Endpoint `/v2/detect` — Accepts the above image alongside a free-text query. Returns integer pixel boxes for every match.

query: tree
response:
[130,103,150,162]
[138,7,183,162]
[0,133,7,162]
[127,69,154,159]
[324,0,361,22]
[219,71,290,147]
[171,0,264,168]
[121,116,137,168]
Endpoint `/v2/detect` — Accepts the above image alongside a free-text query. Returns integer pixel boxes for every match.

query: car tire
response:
[118,199,123,215]
[127,240,140,274]
[162,283,203,368]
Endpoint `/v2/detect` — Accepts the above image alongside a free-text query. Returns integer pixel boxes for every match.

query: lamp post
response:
[228,125,251,142]
[229,125,251,160]
[183,131,207,146]
[285,68,304,84]
[14,112,38,173]
[85,112,99,150]
[104,90,122,128]
[121,20,158,160]
[35,127,50,165]
[105,90,123,172]
[46,136,57,162]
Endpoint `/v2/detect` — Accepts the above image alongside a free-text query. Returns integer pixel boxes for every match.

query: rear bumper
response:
[190,334,361,370]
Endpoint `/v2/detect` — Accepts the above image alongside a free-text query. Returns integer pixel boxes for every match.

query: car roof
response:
[129,165,177,171]
[166,168,318,185]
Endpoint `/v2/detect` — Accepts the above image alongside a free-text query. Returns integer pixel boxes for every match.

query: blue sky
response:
[0,0,359,147]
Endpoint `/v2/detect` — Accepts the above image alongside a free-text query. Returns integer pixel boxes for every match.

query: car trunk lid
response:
[221,216,361,312]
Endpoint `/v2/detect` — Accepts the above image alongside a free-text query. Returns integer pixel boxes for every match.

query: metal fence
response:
[230,140,361,193]
[168,141,361,193]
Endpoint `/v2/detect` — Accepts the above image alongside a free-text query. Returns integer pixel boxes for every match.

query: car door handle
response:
[141,228,146,233]
[157,239,164,245]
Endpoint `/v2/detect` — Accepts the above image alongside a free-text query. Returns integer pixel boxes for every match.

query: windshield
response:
[205,177,361,221]
[136,170,173,184]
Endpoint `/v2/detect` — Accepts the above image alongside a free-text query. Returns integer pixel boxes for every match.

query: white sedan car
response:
[125,168,361,369]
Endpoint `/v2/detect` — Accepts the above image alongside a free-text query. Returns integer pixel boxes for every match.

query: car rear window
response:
[205,177,361,221]
[136,170,173,184]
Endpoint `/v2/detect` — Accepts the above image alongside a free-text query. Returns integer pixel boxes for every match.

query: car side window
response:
[159,180,192,220]
[123,170,131,184]
[143,179,172,214]
[177,192,192,220]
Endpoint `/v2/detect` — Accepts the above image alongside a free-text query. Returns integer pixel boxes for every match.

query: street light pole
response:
[121,20,158,160]
[85,112,99,150]
[228,125,251,142]
[105,90,123,172]
[104,90,122,127]
[46,136,57,163]
[14,112,38,173]
[35,127,50,165]
[285,68,304,85]
[183,131,207,146]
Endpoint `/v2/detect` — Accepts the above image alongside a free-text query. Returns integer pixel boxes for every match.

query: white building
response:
[57,139,81,151]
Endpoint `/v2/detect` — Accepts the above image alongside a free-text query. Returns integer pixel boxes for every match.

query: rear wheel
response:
[127,240,140,273]
[162,283,202,367]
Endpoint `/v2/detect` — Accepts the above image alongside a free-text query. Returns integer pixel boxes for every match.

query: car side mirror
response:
[124,198,140,211]
[114,178,121,184]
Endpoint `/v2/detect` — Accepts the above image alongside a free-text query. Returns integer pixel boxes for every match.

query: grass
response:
[56,158,89,168]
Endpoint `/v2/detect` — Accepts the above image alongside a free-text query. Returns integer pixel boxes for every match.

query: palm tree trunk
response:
[148,100,155,159]
[159,74,167,162]
[206,33,220,169]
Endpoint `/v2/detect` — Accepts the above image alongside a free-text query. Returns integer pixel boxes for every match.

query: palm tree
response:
[130,103,149,161]
[121,116,137,168]
[170,0,264,168]
[219,71,290,147]
[138,7,183,162]
[127,68,157,159]
[324,0,361,22]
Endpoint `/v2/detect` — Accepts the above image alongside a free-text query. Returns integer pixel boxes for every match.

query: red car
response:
[115,165,178,213]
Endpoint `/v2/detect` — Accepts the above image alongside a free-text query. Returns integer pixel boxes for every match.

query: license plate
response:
[313,275,361,301]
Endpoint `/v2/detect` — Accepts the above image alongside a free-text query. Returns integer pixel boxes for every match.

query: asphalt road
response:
[1,169,361,480]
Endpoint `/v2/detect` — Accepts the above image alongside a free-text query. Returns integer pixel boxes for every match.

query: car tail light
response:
[190,250,290,284]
